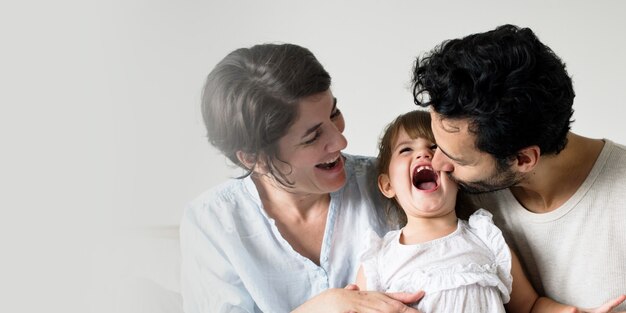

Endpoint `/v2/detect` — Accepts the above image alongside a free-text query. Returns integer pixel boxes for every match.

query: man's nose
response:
[432,148,454,172]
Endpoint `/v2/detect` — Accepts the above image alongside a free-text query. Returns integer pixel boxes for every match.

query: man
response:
[412,24,626,309]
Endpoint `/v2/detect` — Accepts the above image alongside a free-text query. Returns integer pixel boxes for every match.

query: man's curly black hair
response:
[412,24,575,163]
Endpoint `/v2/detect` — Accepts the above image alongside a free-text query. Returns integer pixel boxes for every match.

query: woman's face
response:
[273,89,348,195]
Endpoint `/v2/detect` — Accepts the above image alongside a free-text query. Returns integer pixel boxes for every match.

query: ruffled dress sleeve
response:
[468,209,513,303]
[359,229,385,291]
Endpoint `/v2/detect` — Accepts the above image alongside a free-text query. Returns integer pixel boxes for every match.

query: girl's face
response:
[378,127,458,218]
[273,89,348,195]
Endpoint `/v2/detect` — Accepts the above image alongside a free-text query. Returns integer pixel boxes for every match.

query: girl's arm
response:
[355,265,368,290]
[506,249,626,313]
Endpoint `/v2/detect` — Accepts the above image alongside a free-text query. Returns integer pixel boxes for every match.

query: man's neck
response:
[510,132,605,213]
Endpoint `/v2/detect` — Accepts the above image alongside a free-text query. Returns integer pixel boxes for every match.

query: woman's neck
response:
[251,174,330,221]
[250,174,330,266]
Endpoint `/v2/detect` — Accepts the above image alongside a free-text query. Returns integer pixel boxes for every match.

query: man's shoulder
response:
[606,139,626,160]
[594,139,626,180]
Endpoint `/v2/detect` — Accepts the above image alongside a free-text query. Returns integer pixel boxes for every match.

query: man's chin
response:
[458,182,511,194]
[449,171,521,194]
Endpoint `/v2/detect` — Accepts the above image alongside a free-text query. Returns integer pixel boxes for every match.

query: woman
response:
[180,43,423,312]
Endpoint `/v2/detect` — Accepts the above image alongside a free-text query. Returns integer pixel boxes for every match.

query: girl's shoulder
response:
[463,209,506,248]
[463,209,512,275]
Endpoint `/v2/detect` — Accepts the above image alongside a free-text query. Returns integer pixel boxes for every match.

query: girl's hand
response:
[576,294,626,313]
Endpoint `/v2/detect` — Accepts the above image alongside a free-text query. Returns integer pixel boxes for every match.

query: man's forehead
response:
[431,112,469,134]
[431,113,479,153]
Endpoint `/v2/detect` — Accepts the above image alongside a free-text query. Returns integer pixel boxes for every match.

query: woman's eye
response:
[330,108,341,119]
[303,132,321,145]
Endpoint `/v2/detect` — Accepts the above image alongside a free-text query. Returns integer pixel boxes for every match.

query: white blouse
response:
[180,154,393,313]
[361,209,512,313]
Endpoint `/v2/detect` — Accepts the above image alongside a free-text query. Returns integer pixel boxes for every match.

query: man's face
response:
[429,110,522,194]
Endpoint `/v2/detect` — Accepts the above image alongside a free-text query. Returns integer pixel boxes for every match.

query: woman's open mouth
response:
[412,165,439,191]
[316,155,341,170]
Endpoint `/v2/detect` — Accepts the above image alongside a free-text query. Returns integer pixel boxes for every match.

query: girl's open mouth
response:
[413,166,439,191]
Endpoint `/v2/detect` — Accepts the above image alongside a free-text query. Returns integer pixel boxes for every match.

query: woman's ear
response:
[514,145,541,173]
[377,174,396,199]
[236,151,257,171]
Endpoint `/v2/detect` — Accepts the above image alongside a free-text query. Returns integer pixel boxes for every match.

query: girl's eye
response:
[429,144,438,150]
[399,147,412,154]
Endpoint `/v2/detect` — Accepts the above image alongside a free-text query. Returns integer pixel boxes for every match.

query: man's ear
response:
[377,174,396,199]
[514,146,541,173]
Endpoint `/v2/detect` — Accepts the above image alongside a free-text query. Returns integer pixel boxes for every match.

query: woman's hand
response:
[292,284,425,313]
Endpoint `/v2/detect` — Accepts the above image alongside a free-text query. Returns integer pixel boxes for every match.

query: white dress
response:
[361,209,512,313]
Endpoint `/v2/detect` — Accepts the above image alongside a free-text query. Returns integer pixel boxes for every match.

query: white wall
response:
[99,0,626,228]
[3,1,626,312]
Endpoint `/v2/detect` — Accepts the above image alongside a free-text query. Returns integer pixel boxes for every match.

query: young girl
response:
[355,110,626,313]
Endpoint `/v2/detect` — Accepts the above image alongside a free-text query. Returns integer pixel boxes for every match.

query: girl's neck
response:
[400,210,458,245]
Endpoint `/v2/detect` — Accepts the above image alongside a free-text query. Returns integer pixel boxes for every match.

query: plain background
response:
[2,1,626,312]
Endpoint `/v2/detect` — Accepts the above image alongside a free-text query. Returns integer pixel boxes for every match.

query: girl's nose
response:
[416,149,433,160]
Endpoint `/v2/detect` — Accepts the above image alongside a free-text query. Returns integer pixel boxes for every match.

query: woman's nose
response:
[326,128,348,152]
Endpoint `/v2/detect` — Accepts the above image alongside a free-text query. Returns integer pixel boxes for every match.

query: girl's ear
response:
[514,145,541,173]
[377,174,396,199]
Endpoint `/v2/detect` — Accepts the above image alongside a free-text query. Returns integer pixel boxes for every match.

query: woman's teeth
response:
[316,156,339,169]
